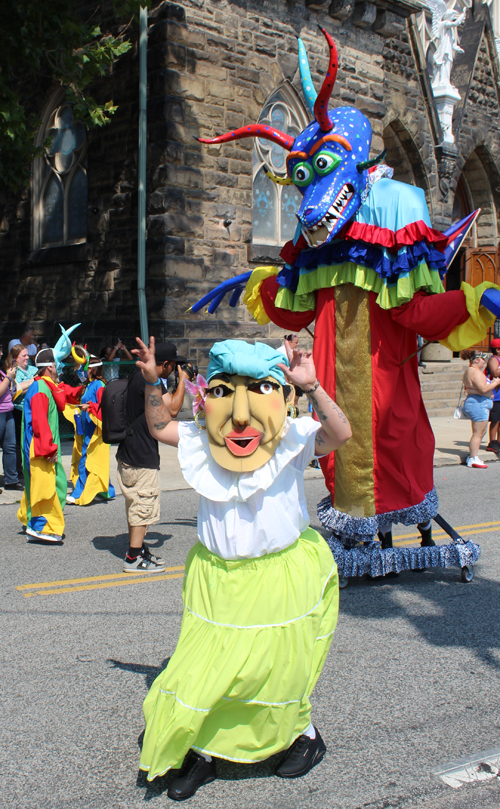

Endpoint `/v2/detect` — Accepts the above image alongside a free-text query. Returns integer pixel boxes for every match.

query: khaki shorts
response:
[117,460,160,526]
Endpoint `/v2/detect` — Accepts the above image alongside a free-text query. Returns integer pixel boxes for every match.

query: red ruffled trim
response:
[340,220,448,253]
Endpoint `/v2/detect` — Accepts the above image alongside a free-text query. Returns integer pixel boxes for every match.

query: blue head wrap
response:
[207,340,289,386]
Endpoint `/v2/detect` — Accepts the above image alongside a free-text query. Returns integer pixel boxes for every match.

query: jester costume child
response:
[64,362,115,505]
[192,27,500,578]
[137,339,349,799]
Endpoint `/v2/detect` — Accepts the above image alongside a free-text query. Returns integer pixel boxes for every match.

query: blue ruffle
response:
[276,239,447,293]
[327,537,481,578]
[317,487,439,545]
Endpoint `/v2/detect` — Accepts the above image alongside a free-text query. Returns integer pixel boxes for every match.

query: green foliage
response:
[0,0,150,190]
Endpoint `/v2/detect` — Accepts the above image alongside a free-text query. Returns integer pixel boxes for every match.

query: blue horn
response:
[298,38,317,117]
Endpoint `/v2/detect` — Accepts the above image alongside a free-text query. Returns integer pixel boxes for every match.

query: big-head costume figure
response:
[193,27,500,578]
[135,337,351,799]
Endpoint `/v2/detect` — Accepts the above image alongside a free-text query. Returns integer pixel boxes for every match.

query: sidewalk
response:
[0,414,495,505]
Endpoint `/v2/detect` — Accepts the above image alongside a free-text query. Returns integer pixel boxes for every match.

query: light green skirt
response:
[139,527,339,780]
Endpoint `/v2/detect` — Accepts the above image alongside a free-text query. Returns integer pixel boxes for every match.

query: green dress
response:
[139,419,339,779]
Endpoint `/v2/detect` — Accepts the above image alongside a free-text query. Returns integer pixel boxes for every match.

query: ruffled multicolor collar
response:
[177,417,320,503]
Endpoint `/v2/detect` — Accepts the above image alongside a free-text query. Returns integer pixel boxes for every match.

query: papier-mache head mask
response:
[204,340,289,473]
[199,27,381,250]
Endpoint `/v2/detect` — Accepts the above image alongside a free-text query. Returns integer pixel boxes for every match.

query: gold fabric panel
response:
[333,285,375,517]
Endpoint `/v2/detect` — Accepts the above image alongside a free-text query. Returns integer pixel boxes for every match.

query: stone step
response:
[422,393,460,405]
[421,388,462,401]
[418,359,467,415]
[419,361,468,375]
[424,406,457,418]
[420,376,463,387]
[419,368,466,378]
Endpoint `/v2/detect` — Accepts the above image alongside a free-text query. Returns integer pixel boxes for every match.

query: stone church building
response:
[1,0,500,365]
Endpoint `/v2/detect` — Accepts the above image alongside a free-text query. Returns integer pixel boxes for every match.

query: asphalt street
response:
[2,464,500,809]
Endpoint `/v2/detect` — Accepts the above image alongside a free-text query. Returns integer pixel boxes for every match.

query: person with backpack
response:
[115,342,189,572]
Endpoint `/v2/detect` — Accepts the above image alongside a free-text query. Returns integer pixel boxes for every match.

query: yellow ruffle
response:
[274,261,445,312]
[242,266,280,325]
[439,281,498,352]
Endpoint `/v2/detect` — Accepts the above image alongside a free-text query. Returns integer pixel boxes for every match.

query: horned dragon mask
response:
[199,27,381,249]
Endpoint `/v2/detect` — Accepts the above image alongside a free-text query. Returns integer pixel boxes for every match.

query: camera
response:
[179,361,198,381]
[172,360,198,391]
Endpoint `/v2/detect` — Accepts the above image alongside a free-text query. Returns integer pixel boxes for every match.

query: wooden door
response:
[464,247,500,348]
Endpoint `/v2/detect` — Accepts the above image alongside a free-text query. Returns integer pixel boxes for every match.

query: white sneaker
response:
[26,526,64,543]
[66,495,76,504]
[466,455,487,469]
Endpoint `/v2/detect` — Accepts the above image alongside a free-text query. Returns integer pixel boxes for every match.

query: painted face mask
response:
[204,340,289,473]
[198,28,382,251]
[205,374,287,473]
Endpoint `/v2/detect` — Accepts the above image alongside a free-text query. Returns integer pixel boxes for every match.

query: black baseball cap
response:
[155,341,188,365]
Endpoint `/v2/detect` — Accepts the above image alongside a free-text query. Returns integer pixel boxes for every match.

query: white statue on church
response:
[425,0,467,94]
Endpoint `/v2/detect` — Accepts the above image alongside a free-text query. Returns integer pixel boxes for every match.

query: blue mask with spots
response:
[288,108,372,248]
[199,29,380,251]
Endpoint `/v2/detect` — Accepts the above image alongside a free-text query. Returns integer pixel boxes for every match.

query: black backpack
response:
[101,377,132,444]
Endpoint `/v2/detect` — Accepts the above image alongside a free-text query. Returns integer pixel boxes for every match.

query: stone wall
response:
[1,0,500,369]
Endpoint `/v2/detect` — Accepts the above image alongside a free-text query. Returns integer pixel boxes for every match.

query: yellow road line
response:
[17,566,185,591]
[394,521,500,542]
[17,520,500,599]
[21,572,185,598]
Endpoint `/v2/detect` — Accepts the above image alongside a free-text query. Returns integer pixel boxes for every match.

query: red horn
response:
[313,27,338,132]
[198,124,294,151]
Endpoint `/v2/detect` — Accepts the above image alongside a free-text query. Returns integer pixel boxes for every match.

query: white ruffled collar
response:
[177,417,318,502]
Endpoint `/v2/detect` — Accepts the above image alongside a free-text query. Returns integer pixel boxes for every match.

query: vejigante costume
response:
[64,378,115,505]
[191,28,497,580]
[18,376,81,541]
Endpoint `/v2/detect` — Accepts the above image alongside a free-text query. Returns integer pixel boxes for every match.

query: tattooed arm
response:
[134,336,180,447]
[304,382,351,455]
[278,340,351,456]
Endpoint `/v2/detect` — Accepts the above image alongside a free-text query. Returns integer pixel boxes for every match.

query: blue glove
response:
[480,288,500,318]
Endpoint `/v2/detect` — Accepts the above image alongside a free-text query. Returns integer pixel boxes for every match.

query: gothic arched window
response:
[252,85,309,246]
[33,103,88,249]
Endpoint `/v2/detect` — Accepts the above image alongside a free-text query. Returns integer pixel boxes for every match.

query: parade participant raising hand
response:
[134,336,184,447]
[134,336,352,801]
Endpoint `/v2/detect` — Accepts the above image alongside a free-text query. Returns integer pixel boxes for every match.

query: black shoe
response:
[275,728,326,779]
[486,443,500,454]
[377,530,393,550]
[418,524,435,547]
[167,752,217,801]
[4,481,24,491]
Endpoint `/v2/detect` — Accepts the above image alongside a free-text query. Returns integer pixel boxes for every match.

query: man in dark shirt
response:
[117,342,189,572]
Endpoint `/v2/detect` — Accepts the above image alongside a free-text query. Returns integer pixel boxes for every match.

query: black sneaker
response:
[4,481,24,491]
[142,544,164,565]
[167,751,217,801]
[486,443,500,454]
[122,553,165,573]
[275,728,326,779]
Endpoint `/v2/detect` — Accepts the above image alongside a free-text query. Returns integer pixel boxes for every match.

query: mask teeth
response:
[301,184,354,243]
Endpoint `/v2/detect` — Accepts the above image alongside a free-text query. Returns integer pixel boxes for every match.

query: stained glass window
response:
[34,103,87,248]
[252,86,308,246]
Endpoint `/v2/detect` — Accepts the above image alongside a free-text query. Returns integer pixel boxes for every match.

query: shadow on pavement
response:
[339,568,500,669]
[107,656,170,689]
[162,517,197,529]
[436,447,466,458]
[91,531,172,560]
[136,753,285,800]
